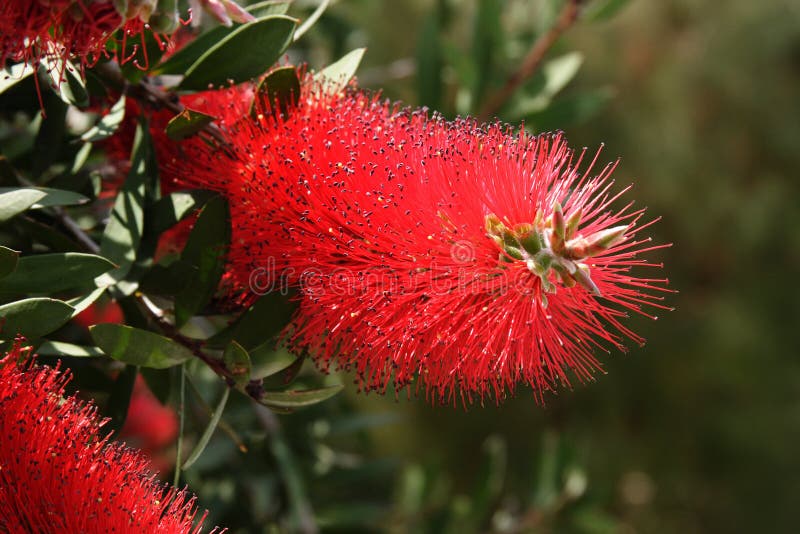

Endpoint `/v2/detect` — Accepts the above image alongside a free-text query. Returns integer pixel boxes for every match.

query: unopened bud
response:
[565,208,582,240]
[150,0,180,33]
[565,225,628,259]
[202,0,233,26]
[551,202,566,242]
[223,0,256,24]
[513,223,542,256]
[572,264,601,296]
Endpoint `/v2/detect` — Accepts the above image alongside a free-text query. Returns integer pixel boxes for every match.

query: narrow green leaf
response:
[586,0,632,21]
[96,121,150,288]
[165,108,216,141]
[90,324,194,369]
[0,246,19,280]
[248,0,292,17]
[40,58,88,107]
[260,353,305,389]
[0,189,46,222]
[314,48,366,93]
[0,187,89,210]
[174,364,186,486]
[174,195,230,326]
[0,63,35,95]
[181,387,229,470]
[259,384,343,409]
[65,287,105,316]
[81,95,126,142]
[293,0,329,41]
[33,94,67,177]
[508,52,584,118]
[179,16,297,91]
[416,10,444,109]
[250,66,300,119]
[0,298,74,339]
[223,341,251,389]
[469,0,502,107]
[149,190,213,234]
[105,365,137,433]
[37,340,104,358]
[524,87,615,132]
[140,367,172,405]
[0,253,115,294]
[207,291,296,350]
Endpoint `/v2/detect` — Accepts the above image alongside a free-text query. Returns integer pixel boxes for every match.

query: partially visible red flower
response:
[74,298,125,329]
[119,376,179,474]
[0,339,220,532]
[149,75,672,404]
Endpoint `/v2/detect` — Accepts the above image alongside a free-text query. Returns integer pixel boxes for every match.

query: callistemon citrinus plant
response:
[0,340,220,532]
[147,72,672,405]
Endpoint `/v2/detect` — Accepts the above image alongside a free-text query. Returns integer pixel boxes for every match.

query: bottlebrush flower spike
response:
[0,0,177,83]
[152,74,672,405]
[0,339,220,532]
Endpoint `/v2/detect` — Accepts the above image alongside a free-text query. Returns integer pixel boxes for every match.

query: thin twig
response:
[478,0,583,121]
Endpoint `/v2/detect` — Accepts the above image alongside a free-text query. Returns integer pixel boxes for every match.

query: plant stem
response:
[478,0,583,121]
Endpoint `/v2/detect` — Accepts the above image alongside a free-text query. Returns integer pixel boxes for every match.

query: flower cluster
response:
[0,340,218,532]
[141,73,670,404]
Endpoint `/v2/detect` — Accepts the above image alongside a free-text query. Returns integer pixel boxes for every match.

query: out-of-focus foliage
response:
[1,0,798,532]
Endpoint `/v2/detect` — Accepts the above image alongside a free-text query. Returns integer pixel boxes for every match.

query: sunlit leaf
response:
[314,48,366,93]
[179,16,297,91]
[0,253,115,294]
[259,384,344,409]
[37,340,104,358]
[0,188,46,222]
[90,324,194,369]
[0,298,74,339]
[81,95,126,142]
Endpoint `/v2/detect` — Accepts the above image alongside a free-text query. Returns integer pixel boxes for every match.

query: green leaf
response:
[165,108,216,141]
[181,387,229,470]
[40,58,88,107]
[65,287,105,316]
[585,0,632,21]
[0,298,74,339]
[293,0,329,41]
[149,190,213,235]
[260,352,304,389]
[179,16,297,91]
[0,188,46,222]
[0,63,35,95]
[90,324,194,369]
[524,87,615,132]
[81,95,126,142]
[120,20,168,83]
[105,365,137,433]
[223,341,251,389]
[416,9,444,109]
[173,195,230,326]
[37,340,103,358]
[154,2,290,76]
[259,384,343,409]
[314,48,366,93]
[0,187,89,210]
[0,246,19,280]
[96,121,150,289]
[508,52,584,118]
[469,0,501,107]
[140,367,171,405]
[208,291,296,350]
[33,94,67,176]
[0,253,115,294]
[250,66,300,119]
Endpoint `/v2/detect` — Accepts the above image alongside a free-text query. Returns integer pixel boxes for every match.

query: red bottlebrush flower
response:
[119,376,179,474]
[153,76,671,404]
[0,340,220,532]
[0,1,175,85]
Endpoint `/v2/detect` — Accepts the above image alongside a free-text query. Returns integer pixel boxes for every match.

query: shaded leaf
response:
[208,291,296,350]
[0,246,19,280]
[37,340,103,358]
[314,48,366,93]
[181,387,229,470]
[223,340,251,389]
[179,16,297,91]
[174,195,230,326]
[250,66,300,119]
[165,108,216,141]
[524,87,615,132]
[508,52,584,118]
[0,187,89,209]
[0,298,74,339]
[140,366,172,405]
[96,121,151,289]
[90,324,194,369]
[0,188,47,222]
[40,58,88,107]
[65,287,105,316]
[0,63,35,95]
[259,384,344,409]
[81,95,126,142]
[0,253,115,294]
[149,190,213,234]
[585,0,632,21]
[105,365,137,433]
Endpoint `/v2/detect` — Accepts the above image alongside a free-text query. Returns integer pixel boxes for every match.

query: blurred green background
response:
[289,0,800,532]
